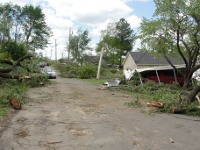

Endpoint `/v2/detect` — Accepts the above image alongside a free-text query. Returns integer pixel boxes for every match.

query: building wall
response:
[123,53,137,73]
[137,64,165,69]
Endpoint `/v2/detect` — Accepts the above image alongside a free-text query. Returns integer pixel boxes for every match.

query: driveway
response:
[0,77,200,150]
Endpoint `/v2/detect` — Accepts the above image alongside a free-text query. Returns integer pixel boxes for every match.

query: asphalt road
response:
[0,77,200,150]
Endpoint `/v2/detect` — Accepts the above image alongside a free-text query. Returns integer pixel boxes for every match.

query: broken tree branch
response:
[0,67,13,73]
[15,54,33,66]
[0,60,13,65]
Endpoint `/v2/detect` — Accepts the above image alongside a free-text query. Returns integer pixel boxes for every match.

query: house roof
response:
[129,52,184,65]
[136,64,186,73]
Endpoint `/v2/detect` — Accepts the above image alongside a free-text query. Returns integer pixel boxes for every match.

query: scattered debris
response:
[47,141,63,144]
[9,97,21,110]
[15,129,30,138]
[103,78,121,87]
[196,95,200,108]
[19,75,31,82]
[146,101,164,108]
[39,82,44,85]
[15,117,27,124]
[70,128,87,136]
[132,140,141,147]
[169,137,174,143]
[170,106,186,114]
[98,86,108,90]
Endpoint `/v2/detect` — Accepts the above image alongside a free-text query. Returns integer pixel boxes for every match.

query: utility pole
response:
[96,47,104,80]
[55,39,57,62]
[68,27,72,61]
[50,46,53,60]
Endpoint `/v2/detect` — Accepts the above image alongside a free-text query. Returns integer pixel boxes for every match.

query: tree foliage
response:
[0,41,27,61]
[69,29,91,66]
[97,18,135,66]
[21,5,52,50]
[0,3,51,80]
[0,3,52,51]
[139,0,200,90]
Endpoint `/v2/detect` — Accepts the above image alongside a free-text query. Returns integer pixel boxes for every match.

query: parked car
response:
[42,67,56,79]
[39,62,50,68]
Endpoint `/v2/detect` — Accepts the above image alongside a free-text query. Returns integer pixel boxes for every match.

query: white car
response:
[42,67,56,79]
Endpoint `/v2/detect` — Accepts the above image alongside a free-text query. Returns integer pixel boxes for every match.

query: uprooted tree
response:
[0,54,33,79]
[139,0,200,103]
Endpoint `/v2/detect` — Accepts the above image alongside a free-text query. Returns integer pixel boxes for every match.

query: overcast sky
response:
[1,0,155,60]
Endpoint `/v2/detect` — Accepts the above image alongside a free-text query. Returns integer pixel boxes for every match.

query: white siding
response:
[123,53,137,74]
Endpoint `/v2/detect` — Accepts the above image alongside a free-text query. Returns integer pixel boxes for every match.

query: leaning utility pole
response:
[55,39,57,62]
[96,47,104,80]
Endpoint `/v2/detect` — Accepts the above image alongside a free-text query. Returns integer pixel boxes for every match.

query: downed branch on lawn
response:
[9,97,21,110]
[0,54,33,80]
[146,101,164,108]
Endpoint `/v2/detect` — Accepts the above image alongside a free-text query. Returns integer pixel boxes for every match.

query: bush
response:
[55,62,124,80]
[54,63,79,78]
[24,73,49,87]
[128,71,143,86]
[78,64,97,79]
[123,81,200,116]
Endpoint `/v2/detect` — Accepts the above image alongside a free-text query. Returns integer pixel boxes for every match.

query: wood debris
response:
[169,137,174,143]
[170,106,186,114]
[9,98,21,110]
[146,101,164,108]
[47,141,63,144]
[196,95,200,108]
[98,86,108,90]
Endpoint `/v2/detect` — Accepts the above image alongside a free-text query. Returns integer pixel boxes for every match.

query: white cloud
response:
[45,0,133,26]
[91,19,114,37]
[122,0,151,2]
[127,15,142,28]
[133,39,141,51]
[1,0,147,59]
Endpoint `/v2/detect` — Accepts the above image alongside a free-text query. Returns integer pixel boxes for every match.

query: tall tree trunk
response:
[187,85,200,103]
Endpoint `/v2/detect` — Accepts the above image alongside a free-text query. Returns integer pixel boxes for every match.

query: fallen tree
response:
[0,54,33,80]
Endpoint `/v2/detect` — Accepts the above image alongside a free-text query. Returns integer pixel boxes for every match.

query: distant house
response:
[123,52,184,71]
[122,51,185,85]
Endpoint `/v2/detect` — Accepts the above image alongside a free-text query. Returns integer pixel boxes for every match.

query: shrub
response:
[128,71,143,86]
[78,64,97,79]
[24,73,49,87]
[123,81,200,116]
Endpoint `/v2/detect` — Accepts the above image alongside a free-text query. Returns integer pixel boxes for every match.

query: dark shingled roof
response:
[130,52,184,65]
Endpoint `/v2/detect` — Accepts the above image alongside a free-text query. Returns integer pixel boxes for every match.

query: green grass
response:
[0,80,29,118]
[0,75,49,118]
[123,81,200,116]
[125,99,142,108]
[0,107,9,118]
[82,79,107,84]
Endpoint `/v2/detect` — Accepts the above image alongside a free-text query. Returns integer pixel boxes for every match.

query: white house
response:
[122,51,185,83]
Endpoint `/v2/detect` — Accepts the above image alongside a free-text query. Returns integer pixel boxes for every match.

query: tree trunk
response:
[0,73,21,79]
[187,85,200,103]
[0,55,32,79]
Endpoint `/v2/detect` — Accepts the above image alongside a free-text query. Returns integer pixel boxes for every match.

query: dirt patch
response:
[14,128,30,138]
